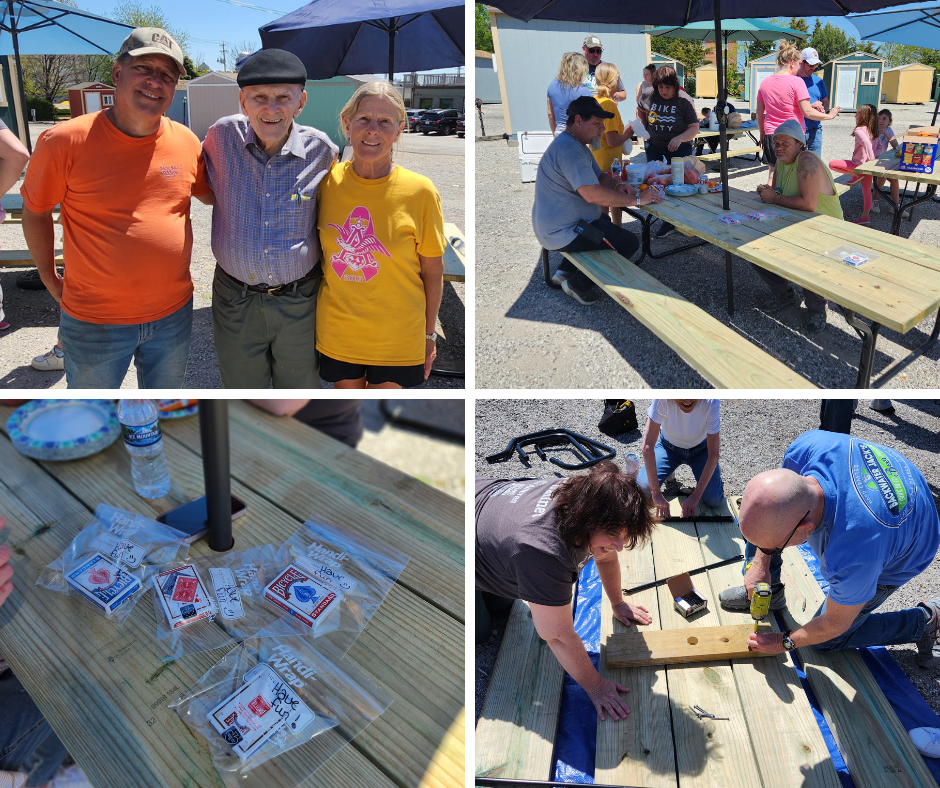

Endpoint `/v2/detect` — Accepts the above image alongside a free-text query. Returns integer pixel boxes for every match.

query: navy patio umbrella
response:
[0,0,132,150]
[258,0,464,82]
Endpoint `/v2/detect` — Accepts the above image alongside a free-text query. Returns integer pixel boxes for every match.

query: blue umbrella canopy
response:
[848,4,940,47]
[258,0,464,81]
[646,18,808,41]
[0,0,131,55]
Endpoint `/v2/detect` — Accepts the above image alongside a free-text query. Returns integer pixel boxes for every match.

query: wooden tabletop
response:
[638,185,940,333]
[853,149,940,186]
[0,401,464,788]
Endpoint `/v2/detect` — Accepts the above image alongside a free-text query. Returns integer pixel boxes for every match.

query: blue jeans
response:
[0,671,67,786]
[738,547,928,651]
[60,298,193,389]
[805,126,822,157]
[636,436,724,507]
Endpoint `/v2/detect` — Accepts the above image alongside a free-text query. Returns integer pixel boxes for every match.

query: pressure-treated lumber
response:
[698,145,761,161]
[564,248,816,389]
[854,149,940,188]
[443,221,466,282]
[0,249,63,266]
[596,536,676,788]
[475,599,565,781]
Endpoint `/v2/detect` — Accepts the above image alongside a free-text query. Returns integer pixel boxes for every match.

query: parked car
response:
[405,109,422,131]
[409,110,433,132]
[456,114,465,138]
[417,109,462,135]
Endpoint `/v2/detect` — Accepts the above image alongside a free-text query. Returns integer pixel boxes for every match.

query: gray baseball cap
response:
[583,34,603,48]
[118,27,186,77]
[774,119,806,146]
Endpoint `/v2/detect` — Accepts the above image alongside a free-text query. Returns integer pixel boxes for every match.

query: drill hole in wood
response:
[720,637,729,642]
[688,637,698,645]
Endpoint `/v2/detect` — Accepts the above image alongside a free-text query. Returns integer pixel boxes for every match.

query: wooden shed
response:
[695,63,717,98]
[296,75,369,150]
[820,51,884,112]
[881,63,935,104]
[186,71,240,140]
[744,51,777,111]
[67,82,115,117]
[475,50,501,103]
[651,51,684,87]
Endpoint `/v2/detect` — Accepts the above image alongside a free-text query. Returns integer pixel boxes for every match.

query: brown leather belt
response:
[218,266,320,296]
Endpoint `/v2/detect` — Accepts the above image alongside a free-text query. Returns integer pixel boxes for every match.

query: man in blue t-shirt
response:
[798,48,829,157]
[718,430,940,666]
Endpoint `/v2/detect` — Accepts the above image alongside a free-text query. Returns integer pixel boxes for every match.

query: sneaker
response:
[718,583,787,612]
[761,287,802,315]
[868,399,894,413]
[0,321,9,331]
[655,222,676,239]
[916,598,940,667]
[561,272,602,305]
[903,208,911,219]
[31,346,64,371]
[870,202,880,214]
[853,217,870,224]
[909,727,940,758]
[806,311,827,333]
[551,260,576,286]
[662,476,682,496]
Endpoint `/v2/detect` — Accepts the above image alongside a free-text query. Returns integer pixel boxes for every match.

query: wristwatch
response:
[781,630,796,651]
[426,332,438,342]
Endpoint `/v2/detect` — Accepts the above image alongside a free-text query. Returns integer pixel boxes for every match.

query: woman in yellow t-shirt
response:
[316,82,445,388]
[591,63,633,228]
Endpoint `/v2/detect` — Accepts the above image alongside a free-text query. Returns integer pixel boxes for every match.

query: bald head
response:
[740,469,816,551]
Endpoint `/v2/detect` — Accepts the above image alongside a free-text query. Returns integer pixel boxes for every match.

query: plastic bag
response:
[169,636,392,788]
[717,212,748,225]
[151,544,284,661]
[259,519,410,655]
[630,118,649,140]
[746,210,787,221]
[35,504,189,624]
[683,155,706,184]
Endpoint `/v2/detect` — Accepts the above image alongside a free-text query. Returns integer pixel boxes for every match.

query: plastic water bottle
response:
[117,399,171,499]
[611,158,622,180]
[624,452,640,476]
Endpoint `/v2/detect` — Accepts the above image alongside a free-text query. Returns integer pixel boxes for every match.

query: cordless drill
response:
[750,582,772,631]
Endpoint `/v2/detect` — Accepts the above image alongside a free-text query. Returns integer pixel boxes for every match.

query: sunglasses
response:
[756,510,810,556]
[586,47,602,54]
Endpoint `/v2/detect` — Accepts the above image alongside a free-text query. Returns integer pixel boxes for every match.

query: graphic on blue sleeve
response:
[850,439,916,527]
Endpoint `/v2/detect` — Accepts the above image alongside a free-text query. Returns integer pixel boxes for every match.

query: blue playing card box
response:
[66,552,141,614]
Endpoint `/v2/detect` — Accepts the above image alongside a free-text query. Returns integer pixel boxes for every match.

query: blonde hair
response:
[595,62,620,99]
[556,52,589,89]
[776,40,802,70]
[339,81,406,140]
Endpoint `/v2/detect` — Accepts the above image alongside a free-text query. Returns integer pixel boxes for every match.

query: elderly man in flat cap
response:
[203,48,337,388]
[22,27,211,388]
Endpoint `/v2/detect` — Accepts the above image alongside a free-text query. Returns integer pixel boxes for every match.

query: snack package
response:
[169,636,392,788]
[643,157,671,182]
[259,519,410,656]
[151,543,284,662]
[36,505,189,624]
[746,210,786,221]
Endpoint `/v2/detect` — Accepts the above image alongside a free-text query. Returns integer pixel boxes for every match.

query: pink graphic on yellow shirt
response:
[327,206,390,282]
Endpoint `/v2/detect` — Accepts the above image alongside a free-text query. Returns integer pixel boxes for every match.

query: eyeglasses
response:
[757,510,810,555]
[586,47,602,54]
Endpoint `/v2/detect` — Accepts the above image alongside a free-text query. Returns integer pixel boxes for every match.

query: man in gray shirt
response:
[203,49,337,388]
[532,95,663,304]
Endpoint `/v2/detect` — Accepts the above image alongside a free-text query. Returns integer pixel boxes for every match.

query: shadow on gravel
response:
[0,364,63,387]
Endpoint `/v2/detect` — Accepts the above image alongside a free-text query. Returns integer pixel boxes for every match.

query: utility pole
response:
[218,42,228,72]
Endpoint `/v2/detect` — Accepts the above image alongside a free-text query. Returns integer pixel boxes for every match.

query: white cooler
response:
[518,130,553,183]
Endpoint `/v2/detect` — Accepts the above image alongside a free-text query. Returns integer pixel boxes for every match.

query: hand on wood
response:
[747,631,784,654]
[586,676,631,721]
[680,494,701,519]
[612,601,651,627]
[650,490,670,519]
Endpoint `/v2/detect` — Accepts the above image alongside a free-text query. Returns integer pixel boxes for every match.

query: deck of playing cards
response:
[66,552,141,614]
[263,564,341,630]
[206,673,287,762]
[154,565,215,628]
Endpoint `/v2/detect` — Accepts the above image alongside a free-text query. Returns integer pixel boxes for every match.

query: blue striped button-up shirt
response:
[203,114,338,285]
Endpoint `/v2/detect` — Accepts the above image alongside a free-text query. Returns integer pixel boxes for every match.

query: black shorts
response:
[319,353,425,387]
[762,134,777,166]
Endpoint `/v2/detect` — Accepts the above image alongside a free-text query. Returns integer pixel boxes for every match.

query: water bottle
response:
[611,158,622,180]
[624,452,640,476]
[117,399,171,499]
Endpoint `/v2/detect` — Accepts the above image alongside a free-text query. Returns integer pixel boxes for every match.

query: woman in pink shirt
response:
[829,104,879,223]
[757,42,841,186]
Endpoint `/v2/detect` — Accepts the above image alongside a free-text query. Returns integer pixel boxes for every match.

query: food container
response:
[671,157,684,186]
[625,163,646,185]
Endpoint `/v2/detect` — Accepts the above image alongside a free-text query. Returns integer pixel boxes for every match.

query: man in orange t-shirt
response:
[21,28,212,388]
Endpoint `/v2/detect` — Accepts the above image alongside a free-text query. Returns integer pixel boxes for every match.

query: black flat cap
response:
[237,49,307,87]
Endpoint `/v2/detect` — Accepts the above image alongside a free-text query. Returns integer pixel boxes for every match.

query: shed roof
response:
[651,51,678,62]
[883,63,936,72]
[68,81,111,90]
[746,51,777,66]
[823,51,886,66]
[188,71,238,85]
[475,50,493,59]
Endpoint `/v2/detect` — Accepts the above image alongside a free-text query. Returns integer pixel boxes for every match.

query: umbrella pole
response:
[8,0,31,153]
[713,0,734,315]
[388,17,397,82]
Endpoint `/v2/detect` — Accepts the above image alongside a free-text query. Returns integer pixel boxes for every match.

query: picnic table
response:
[622,185,940,388]
[0,401,464,788]
[690,123,762,162]
[853,148,940,236]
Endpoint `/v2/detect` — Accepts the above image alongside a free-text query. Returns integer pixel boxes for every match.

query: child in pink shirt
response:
[871,108,901,212]
[829,104,879,223]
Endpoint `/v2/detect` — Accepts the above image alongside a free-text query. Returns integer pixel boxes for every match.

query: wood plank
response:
[564,248,816,389]
[443,221,465,282]
[854,151,940,187]
[596,536,676,788]
[695,516,842,788]
[0,249,63,266]
[724,498,936,788]
[650,510,763,788]
[607,619,776,667]
[475,599,565,781]
[698,146,761,162]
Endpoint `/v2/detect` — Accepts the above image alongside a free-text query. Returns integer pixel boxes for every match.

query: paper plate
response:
[7,399,120,461]
[665,184,698,197]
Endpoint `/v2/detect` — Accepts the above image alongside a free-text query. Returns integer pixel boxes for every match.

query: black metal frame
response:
[475,779,642,788]
[486,429,616,470]
[623,553,743,595]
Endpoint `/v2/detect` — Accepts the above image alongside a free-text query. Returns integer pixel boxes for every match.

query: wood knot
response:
[703,667,721,684]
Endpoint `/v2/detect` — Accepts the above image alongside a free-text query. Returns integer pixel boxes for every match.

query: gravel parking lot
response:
[475,398,940,720]
[475,102,940,389]
[0,122,465,389]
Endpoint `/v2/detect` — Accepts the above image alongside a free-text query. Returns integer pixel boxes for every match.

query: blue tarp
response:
[551,549,940,786]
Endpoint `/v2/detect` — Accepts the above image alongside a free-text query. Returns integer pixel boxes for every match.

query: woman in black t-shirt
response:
[476,461,658,721]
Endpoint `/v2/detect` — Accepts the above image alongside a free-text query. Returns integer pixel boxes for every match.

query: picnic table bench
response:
[692,125,762,162]
[0,401,464,788]
[623,185,940,388]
